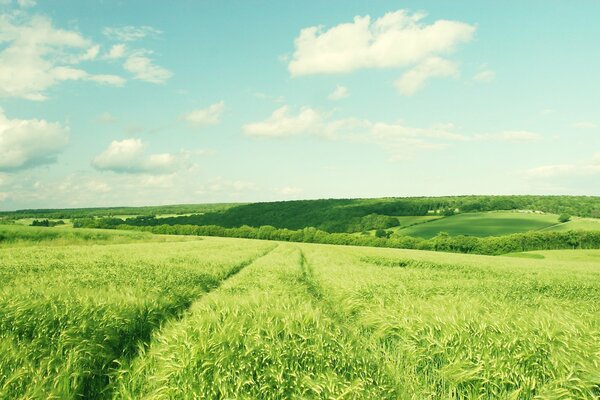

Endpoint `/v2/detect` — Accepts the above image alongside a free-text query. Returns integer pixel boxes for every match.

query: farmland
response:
[398,211,561,239]
[0,228,598,399]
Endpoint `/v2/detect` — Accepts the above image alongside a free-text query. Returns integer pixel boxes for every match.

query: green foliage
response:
[0,203,239,220]
[30,219,65,227]
[63,195,600,234]
[559,213,572,223]
[117,222,600,255]
[6,195,600,234]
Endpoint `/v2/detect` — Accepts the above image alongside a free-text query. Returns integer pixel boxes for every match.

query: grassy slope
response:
[398,211,560,238]
[542,216,600,232]
[396,215,444,226]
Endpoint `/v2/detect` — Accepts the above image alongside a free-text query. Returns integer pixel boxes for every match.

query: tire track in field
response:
[297,247,401,396]
[99,244,278,399]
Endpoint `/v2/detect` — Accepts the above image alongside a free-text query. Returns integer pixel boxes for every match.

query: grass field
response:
[0,228,598,399]
[398,211,561,238]
[0,224,187,247]
[542,216,600,232]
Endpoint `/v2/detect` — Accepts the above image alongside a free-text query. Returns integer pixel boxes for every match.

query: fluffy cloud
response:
[394,57,458,95]
[92,138,178,174]
[0,14,125,100]
[288,10,475,76]
[182,101,225,126]
[243,106,322,137]
[102,26,161,42]
[106,43,127,59]
[0,108,69,171]
[328,85,349,100]
[124,51,172,84]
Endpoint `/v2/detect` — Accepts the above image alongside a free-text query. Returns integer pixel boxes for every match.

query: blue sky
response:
[0,0,599,210]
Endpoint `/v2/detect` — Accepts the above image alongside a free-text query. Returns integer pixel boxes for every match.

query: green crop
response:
[1,231,598,399]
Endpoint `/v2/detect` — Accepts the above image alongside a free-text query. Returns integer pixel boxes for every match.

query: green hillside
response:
[542,216,600,232]
[5,195,600,234]
[133,195,600,233]
[398,211,560,239]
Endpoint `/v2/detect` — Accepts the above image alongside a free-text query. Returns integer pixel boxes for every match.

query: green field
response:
[1,228,598,399]
[398,211,561,238]
[542,216,600,232]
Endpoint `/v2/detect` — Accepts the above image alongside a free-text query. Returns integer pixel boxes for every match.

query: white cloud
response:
[0,108,69,171]
[573,121,597,130]
[81,44,100,61]
[473,69,495,83]
[243,106,322,137]
[0,14,125,100]
[182,101,225,126]
[92,138,178,174]
[288,10,474,76]
[394,57,458,95]
[102,26,161,42]
[106,43,126,59]
[124,51,172,84]
[328,85,349,101]
[244,105,543,159]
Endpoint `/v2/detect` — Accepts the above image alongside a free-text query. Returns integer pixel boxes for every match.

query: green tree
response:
[558,214,571,223]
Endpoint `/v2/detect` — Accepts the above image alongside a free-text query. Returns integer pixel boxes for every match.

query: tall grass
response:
[114,244,400,399]
[1,234,599,398]
[0,239,273,398]
[303,244,600,399]
[0,224,165,246]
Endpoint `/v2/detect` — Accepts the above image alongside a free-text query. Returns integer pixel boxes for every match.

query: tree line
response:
[81,222,600,256]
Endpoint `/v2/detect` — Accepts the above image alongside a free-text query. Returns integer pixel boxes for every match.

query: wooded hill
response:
[69,195,600,233]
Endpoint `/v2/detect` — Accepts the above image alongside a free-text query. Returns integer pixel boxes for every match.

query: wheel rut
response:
[97,244,278,399]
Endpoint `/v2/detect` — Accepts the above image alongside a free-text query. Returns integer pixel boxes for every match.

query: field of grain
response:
[0,228,598,399]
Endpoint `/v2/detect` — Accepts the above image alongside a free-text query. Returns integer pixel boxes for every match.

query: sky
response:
[0,0,599,210]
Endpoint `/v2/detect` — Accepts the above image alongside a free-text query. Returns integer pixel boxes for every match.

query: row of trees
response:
[30,219,65,227]
[104,223,600,256]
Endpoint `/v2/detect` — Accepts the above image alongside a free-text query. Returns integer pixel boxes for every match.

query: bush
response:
[558,214,571,223]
